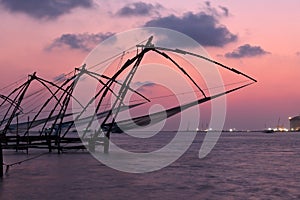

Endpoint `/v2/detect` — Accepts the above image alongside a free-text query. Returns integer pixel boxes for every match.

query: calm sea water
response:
[1,132,300,200]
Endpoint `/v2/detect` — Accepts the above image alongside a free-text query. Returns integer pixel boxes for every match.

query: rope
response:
[88,38,149,72]
[0,75,27,92]
[121,80,252,103]
[2,151,50,174]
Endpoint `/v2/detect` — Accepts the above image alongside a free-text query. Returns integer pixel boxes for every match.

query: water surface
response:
[1,132,300,200]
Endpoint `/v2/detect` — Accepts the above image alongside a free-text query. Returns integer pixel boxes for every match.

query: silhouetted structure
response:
[1,36,257,177]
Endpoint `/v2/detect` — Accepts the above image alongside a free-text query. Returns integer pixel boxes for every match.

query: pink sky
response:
[0,0,299,130]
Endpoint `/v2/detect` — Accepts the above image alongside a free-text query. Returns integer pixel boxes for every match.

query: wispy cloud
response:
[46,32,114,52]
[134,81,157,92]
[53,73,68,83]
[115,2,163,17]
[0,0,94,20]
[218,6,229,17]
[204,1,230,17]
[225,44,270,59]
[134,81,156,87]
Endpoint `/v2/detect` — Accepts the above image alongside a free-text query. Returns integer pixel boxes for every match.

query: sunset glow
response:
[1,0,299,130]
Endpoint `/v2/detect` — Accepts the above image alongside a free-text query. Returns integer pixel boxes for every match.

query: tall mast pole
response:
[100,36,153,153]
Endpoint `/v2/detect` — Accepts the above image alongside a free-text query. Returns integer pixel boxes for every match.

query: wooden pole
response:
[0,139,3,178]
[57,125,61,154]
[47,130,52,153]
[16,114,19,152]
[26,116,29,155]
[103,134,109,154]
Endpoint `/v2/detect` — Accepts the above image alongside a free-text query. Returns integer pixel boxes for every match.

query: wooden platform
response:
[0,134,109,153]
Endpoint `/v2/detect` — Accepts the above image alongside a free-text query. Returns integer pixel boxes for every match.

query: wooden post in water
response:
[104,133,109,154]
[46,130,52,153]
[88,131,96,153]
[26,116,29,155]
[16,114,19,152]
[0,138,3,178]
[57,124,61,154]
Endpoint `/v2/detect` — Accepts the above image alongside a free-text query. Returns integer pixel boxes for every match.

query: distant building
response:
[289,116,300,131]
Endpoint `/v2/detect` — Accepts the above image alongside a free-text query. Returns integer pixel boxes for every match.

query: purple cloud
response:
[0,0,93,20]
[46,32,114,52]
[225,44,270,58]
[144,11,237,47]
[116,2,163,17]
